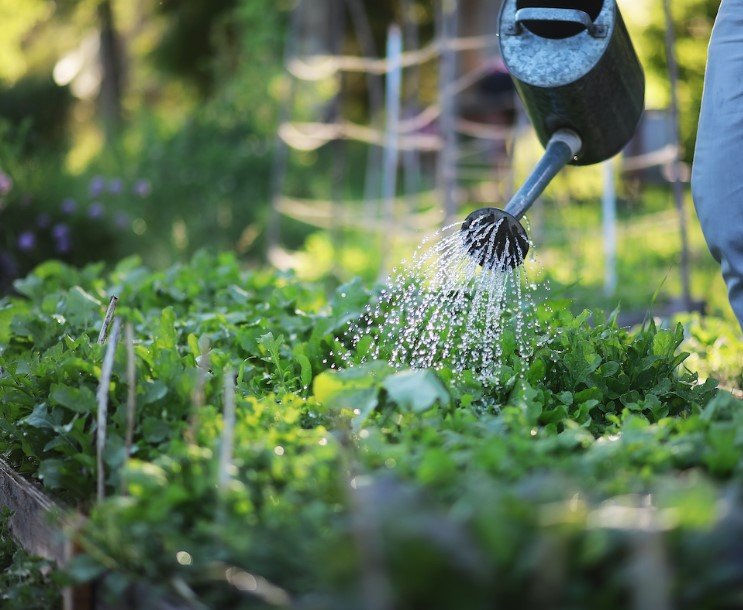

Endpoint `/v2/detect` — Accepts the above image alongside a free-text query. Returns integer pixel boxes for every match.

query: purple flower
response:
[17,231,36,252]
[108,178,123,195]
[36,213,51,228]
[89,175,105,197]
[114,211,130,229]
[0,171,12,196]
[55,235,71,254]
[61,198,77,214]
[88,202,104,219]
[133,179,151,198]
[52,223,70,239]
[52,224,71,253]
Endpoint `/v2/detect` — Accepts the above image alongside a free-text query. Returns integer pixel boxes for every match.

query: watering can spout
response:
[462,129,582,270]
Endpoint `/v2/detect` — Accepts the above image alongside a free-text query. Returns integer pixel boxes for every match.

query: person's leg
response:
[691,0,743,329]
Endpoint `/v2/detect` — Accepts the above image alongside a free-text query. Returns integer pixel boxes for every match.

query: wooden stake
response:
[97,296,119,345]
[345,0,385,215]
[187,336,211,443]
[380,24,403,277]
[217,368,236,492]
[96,317,121,503]
[437,0,460,226]
[266,0,304,257]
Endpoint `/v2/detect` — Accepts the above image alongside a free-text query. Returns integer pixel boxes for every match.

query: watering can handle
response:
[511,8,607,38]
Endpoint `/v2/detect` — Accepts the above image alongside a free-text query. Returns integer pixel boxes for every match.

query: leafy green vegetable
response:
[0,251,741,609]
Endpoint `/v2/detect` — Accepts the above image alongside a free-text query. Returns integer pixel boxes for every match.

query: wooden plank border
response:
[0,457,68,563]
[0,458,194,610]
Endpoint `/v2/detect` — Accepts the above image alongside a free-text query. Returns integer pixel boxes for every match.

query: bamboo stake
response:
[97,295,119,344]
[96,317,121,503]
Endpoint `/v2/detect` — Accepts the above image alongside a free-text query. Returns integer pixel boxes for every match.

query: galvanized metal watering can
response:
[462,0,645,269]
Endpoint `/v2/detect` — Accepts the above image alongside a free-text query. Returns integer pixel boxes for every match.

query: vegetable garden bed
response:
[1,251,742,609]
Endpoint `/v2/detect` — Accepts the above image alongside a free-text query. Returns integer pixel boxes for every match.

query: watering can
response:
[463,0,644,269]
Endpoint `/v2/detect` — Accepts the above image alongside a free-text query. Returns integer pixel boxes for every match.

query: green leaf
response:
[296,354,313,388]
[383,370,449,413]
[142,417,171,444]
[156,307,178,350]
[141,380,168,405]
[49,384,97,414]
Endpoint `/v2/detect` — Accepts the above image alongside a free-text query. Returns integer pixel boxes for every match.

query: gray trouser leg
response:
[691,0,743,329]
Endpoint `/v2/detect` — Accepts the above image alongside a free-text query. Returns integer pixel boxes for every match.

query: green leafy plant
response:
[0,251,741,609]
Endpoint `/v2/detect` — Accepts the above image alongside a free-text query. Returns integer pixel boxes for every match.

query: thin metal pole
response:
[266,1,303,258]
[663,0,692,309]
[602,157,618,297]
[437,0,460,225]
[380,24,403,276]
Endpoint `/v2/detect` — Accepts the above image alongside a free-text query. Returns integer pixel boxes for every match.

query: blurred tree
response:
[98,0,124,138]
[0,77,72,155]
[152,0,240,94]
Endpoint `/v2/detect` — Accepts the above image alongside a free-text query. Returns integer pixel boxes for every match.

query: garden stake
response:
[217,368,236,492]
[97,295,119,344]
[96,316,121,502]
[121,322,136,494]
[187,336,211,442]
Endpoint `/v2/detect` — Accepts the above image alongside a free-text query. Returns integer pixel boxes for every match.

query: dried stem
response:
[96,317,121,503]
[187,337,211,443]
[97,296,119,344]
[217,368,236,492]
[120,322,136,494]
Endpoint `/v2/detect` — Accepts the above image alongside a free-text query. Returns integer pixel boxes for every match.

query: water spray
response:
[462,0,645,271]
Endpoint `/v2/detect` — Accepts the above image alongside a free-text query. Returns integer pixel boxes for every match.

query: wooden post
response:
[402,0,422,211]
[662,0,692,310]
[380,24,403,276]
[437,0,460,225]
[266,0,304,258]
[345,0,385,217]
[329,0,347,275]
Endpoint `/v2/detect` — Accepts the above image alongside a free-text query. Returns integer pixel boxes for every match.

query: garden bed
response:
[1,252,742,609]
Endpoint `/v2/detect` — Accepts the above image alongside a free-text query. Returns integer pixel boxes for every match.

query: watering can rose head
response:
[461,207,530,271]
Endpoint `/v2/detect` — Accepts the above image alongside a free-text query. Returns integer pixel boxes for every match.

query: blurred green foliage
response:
[0,76,72,155]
